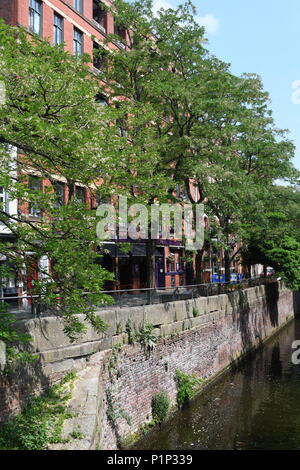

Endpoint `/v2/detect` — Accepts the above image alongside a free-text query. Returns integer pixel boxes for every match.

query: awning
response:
[100,243,164,257]
[101,243,130,258]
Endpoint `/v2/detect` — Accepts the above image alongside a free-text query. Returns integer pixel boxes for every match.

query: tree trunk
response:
[195,249,204,284]
[263,265,267,277]
[247,262,252,278]
[224,251,231,283]
[146,239,156,303]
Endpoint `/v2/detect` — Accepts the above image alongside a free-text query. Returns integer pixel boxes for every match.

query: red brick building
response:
[0,1,225,297]
[0,0,122,56]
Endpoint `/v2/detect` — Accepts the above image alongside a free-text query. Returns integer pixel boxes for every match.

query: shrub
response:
[0,372,77,450]
[136,323,157,349]
[175,369,203,407]
[151,391,171,423]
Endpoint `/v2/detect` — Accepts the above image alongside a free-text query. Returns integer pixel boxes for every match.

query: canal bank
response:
[135,317,300,450]
[0,281,299,450]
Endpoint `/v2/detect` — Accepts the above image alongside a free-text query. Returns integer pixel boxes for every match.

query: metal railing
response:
[0,276,278,316]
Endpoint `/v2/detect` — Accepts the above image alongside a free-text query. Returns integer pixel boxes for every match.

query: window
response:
[75,186,86,204]
[74,0,83,14]
[73,28,83,56]
[29,176,42,216]
[93,42,106,70]
[93,1,107,32]
[0,186,6,211]
[54,13,63,45]
[166,255,176,273]
[114,22,126,40]
[53,182,64,208]
[96,192,110,206]
[29,0,42,36]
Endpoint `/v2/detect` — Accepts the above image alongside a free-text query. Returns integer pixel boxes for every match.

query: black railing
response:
[0,276,279,316]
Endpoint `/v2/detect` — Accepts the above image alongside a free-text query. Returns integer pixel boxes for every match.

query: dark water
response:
[136,318,300,450]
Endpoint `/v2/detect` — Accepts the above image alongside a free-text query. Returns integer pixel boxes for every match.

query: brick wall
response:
[0,0,18,25]
[0,281,299,449]
[2,0,119,56]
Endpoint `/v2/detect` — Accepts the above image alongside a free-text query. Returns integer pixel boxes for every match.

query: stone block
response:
[207,295,220,313]
[115,307,145,333]
[174,301,188,321]
[190,316,204,329]
[218,294,228,311]
[40,340,104,363]
[182,318,193,330]
[193,297,208,315]
[43,358,76,376]
[94,310,117,337]
[144,303,176,326]
[160,321,183,337]
[23,317,72,351]
[112,333,128,346]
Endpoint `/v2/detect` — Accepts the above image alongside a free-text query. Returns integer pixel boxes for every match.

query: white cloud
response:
[195,14,220,34]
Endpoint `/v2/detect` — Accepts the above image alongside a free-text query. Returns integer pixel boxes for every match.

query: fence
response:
[0,276,278,317]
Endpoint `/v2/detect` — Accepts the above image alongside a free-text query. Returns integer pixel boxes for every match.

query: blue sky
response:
[153,0,300,170]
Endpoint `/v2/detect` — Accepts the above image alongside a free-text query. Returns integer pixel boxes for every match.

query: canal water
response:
[136,318,300,450]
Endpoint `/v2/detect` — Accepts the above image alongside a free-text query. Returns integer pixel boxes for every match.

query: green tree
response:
[242,185,300,289]
[104,0,297,284]
[0,21,118,340]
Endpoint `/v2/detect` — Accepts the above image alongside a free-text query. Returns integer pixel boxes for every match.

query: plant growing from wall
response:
[151,391,171,424]
[0,303,37,373]
[108,343,122,375]
[192,307,200,318]
[106,387,132,447]
[175,369,203,407]
[136,323,157,351]
[0,372,77,450]
[125,319,137,345]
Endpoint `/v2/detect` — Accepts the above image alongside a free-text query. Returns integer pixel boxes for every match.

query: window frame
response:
[28,176,42,217]
[29,0,42,37]
[74,0,83,14]
[75,186,86,205]
[53,181,65,208]
[73,27,83,56]
[0,186,6,213]
[93,1,107,32]
[93,42,106,71]
[53,12,64,45]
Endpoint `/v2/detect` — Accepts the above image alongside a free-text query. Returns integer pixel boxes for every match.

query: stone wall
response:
[0,281,299,449]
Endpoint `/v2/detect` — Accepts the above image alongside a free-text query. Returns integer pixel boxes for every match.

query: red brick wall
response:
[1,0,119,57]
[0,0,18,25]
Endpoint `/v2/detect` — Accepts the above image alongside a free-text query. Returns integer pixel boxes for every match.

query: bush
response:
[175,369,202,407]
[0,372,77,450]
[136,323,157,349]
[151,391,171,423]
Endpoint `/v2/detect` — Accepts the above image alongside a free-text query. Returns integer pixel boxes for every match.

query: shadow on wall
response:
[293,291,300,317]
[0,355,50,424]
[230,283,280,352]
[229,290,251,351]
[265,283,279,328]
